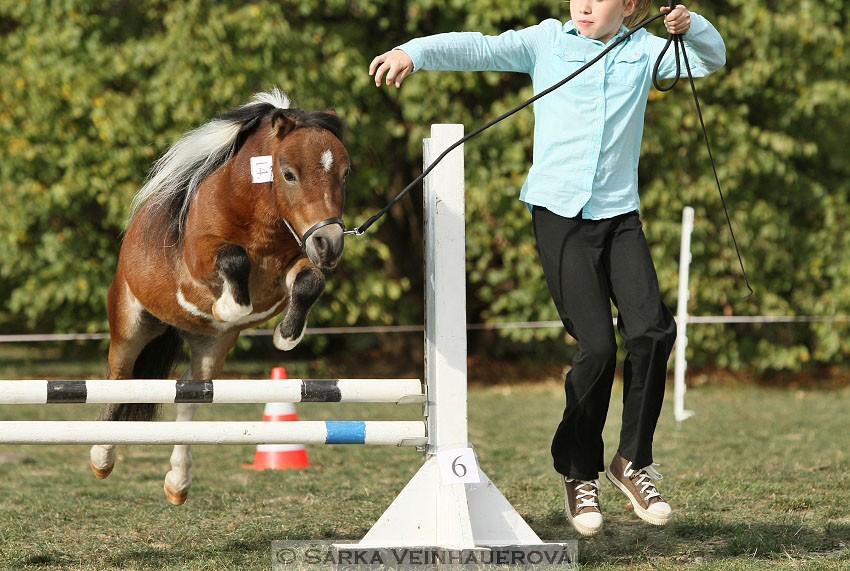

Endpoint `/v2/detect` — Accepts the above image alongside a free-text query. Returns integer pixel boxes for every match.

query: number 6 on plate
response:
[437,448,481,484]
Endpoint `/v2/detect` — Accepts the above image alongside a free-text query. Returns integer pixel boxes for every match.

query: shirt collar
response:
[563,21,630,44]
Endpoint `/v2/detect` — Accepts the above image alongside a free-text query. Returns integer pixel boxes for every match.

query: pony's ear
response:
[271,110,296,139]
[324,108,337,116]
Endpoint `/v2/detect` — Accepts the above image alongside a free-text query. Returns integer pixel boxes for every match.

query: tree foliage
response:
[1,0,848,373]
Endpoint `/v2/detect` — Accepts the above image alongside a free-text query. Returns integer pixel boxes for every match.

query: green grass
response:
[1,364,849,569]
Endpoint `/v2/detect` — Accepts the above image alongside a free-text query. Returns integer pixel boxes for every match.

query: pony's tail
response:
[101,327,182,422]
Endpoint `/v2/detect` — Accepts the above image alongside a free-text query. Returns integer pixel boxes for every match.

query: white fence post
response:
[674,206,695,423]
[348,124,547,550]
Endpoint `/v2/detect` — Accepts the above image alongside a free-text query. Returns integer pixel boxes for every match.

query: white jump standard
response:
[335,125,561,556]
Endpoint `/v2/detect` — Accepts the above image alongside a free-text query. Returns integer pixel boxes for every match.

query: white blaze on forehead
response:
[320,149,334,172]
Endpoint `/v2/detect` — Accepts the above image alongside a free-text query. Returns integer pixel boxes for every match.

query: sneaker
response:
[605,452,672,526]
[561,475,603,537]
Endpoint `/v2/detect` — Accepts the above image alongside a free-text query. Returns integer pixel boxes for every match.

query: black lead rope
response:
[653,27,753,298]
[349,0,753,298]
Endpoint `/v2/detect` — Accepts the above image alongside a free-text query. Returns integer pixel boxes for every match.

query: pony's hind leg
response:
[212,243,253,322]
[163,331,238,505]
[91,281,173,479]
[163,385,199,506]
[273,257,325,350]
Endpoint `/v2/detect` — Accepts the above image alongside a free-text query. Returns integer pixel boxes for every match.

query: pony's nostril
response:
[314,235,327,255]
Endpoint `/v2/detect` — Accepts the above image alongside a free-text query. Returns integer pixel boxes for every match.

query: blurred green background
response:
[1,0,848,375]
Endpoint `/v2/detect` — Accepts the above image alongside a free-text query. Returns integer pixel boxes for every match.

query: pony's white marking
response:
[273,322,306,351]
[320,149,334,173]
[212,280,253,322]
[124,284,146,336]
[177,288,214,320]
[90,444,115,473]
[177,287,284,330]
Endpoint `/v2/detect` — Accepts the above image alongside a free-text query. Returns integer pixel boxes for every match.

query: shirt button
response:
[595,145,600,150]
[588,169,593,174]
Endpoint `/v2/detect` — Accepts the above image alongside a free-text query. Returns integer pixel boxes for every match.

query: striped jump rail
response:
[0,379,425,405]
[0,420,427,446]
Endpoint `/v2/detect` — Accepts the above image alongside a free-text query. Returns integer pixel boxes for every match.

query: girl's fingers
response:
[374,62,390,86]
[368,55,385,76]
[394,69,410,88]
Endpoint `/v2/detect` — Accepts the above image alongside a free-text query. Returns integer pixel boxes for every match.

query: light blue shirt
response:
[397,15,726,219]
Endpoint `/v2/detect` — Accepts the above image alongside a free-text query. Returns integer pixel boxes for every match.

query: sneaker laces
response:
[623,462,662,501]
[567,478,600,509]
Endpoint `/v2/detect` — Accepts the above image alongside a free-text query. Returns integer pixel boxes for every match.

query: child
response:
[369,0,725,537]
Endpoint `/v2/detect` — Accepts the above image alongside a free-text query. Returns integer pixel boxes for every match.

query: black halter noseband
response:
[283,215,346,250]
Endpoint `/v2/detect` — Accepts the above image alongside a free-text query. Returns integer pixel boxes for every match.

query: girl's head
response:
[569,0,652,43]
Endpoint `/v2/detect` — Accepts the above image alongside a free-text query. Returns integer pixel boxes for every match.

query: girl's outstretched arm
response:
[368,23,549,90]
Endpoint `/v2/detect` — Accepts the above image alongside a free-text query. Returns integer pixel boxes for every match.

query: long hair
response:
[127,88,292,245]
[624,0,652,29]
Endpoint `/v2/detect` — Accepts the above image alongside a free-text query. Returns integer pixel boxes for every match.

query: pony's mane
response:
[128,88,344,244]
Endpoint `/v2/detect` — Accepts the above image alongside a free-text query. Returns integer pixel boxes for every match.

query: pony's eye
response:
[283,170,296,182]
[343,167,351,178]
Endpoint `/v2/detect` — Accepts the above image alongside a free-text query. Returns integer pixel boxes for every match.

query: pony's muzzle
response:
[305,225,344,269]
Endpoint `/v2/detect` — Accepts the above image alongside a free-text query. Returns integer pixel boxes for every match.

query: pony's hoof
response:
[90,459,114,480]
[273,323,304,351]
[164,482,189,506]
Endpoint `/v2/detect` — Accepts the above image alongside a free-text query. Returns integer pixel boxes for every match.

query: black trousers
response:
[532,207,677,480]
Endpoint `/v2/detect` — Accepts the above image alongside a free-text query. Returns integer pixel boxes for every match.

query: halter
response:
[283,216,346,251]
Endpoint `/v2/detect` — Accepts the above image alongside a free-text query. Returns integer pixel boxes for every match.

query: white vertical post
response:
[352,125,544,549]
[424,124,469,455]
[674,206,695,422]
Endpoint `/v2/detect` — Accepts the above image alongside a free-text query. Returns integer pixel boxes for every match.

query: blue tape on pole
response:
[324,421,366,444]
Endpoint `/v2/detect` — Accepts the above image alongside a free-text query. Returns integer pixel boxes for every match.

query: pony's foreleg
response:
[273,257,325,351]
[163,332,238,505]
[211,243,253,322]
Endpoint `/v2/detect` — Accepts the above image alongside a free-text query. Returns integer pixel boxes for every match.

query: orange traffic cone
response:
[242,367,311,470]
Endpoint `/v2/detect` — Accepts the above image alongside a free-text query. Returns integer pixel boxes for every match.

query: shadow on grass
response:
[538,509,850,565]
[98,532,346,569]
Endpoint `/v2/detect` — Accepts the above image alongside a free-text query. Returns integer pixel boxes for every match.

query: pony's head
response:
[266,108,349,269]
[128,89,349,269]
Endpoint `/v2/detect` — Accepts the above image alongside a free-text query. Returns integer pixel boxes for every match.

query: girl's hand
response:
[660,4,690,35]
[369,50,414,88]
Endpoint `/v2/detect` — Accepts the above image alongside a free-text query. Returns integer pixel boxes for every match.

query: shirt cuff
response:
[684,12,709,37]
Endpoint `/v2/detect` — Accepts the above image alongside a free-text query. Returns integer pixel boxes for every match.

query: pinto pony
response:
[90,89,349,504]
